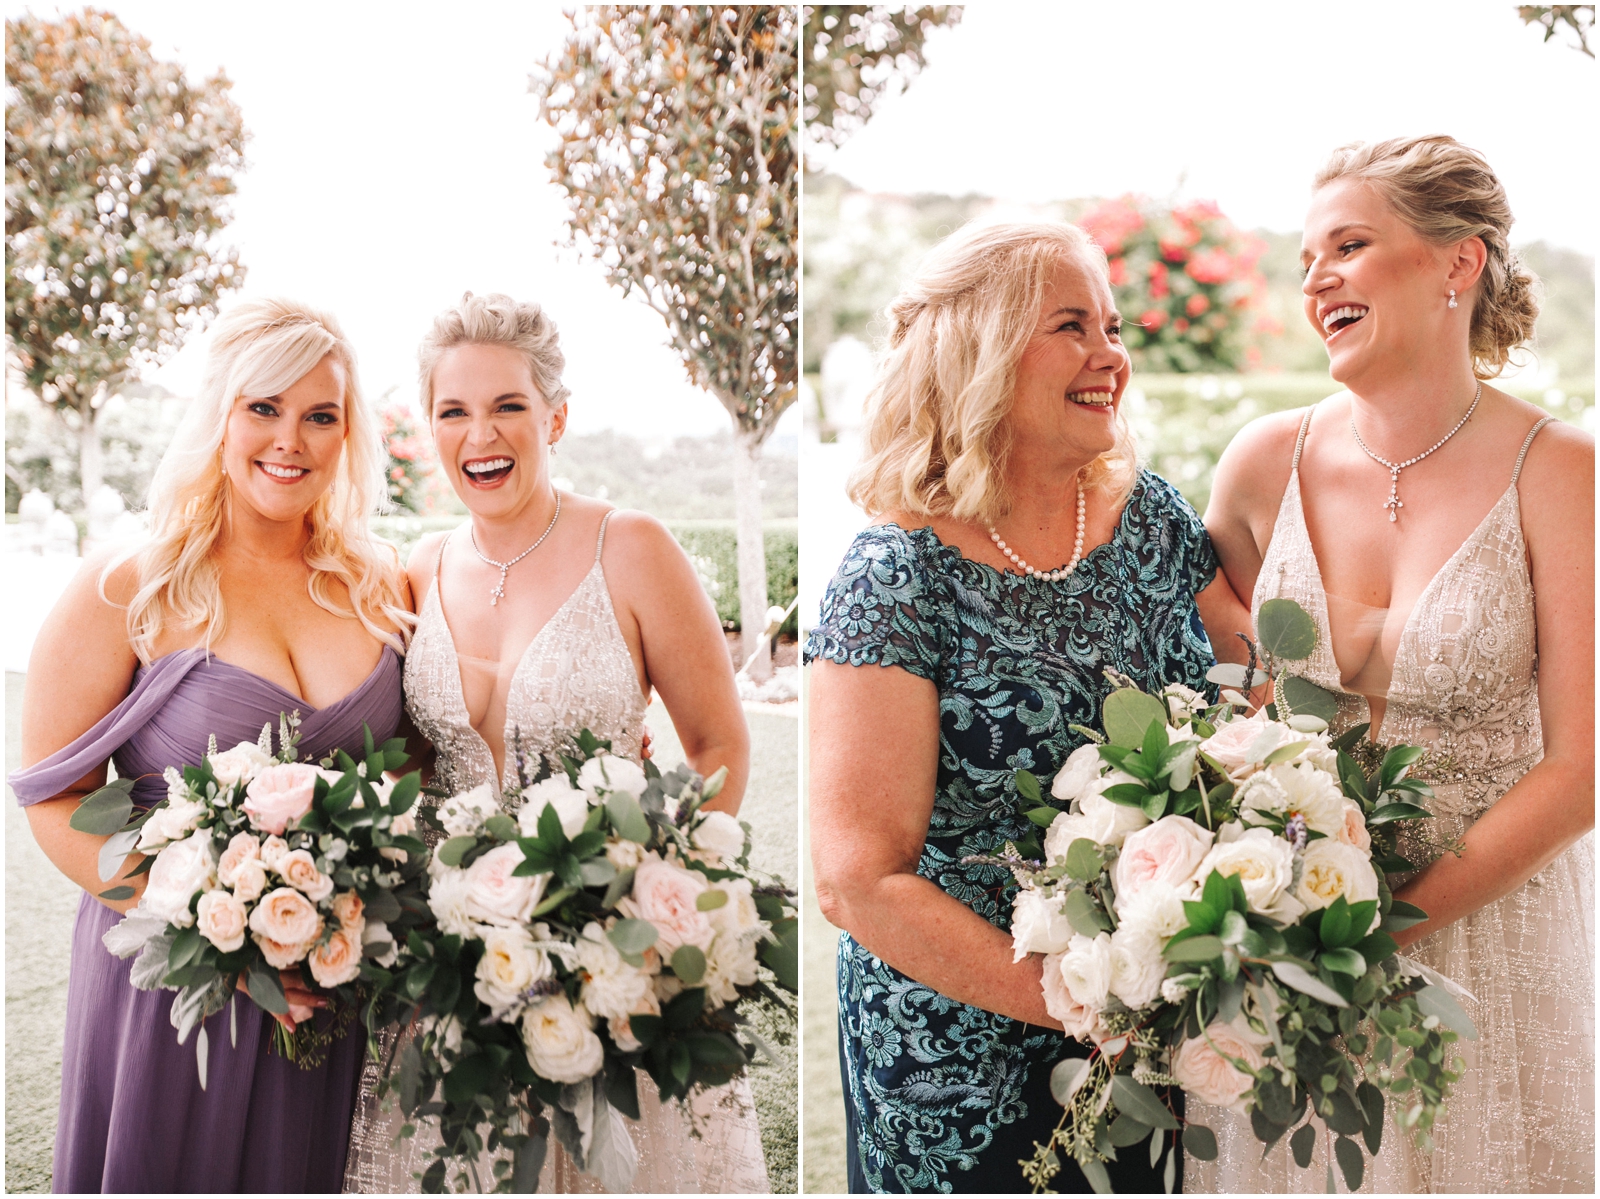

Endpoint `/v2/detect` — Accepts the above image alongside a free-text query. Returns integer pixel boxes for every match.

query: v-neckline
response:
[427,561,602,793]
[1284,467,1522,720]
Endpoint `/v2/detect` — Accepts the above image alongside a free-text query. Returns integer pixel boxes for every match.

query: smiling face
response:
[1007,252,1130,471]
[429,342,566,520]
[1300,178,1461,388]
[221,354,347,525]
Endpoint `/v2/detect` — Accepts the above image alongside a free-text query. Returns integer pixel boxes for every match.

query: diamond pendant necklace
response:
[1349,382,1482,522]
[987,481,1086,580]
[468,491,561,606]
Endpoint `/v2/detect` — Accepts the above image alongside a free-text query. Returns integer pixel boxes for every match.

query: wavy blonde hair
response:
[1315,135,1540,379]
[848,220,1138,524]
[111,298,411,664]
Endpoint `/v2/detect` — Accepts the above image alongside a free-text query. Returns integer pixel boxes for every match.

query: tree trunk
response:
[78,394,102,511]
[731,426,772,683]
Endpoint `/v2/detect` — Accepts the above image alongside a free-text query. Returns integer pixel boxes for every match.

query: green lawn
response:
[2,675,798,1194]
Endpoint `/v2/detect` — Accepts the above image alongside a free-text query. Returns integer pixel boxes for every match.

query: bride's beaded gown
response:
[342,513,770,1194]
[1190,407,1594,1193]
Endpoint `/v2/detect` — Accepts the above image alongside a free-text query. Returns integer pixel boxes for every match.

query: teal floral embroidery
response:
[807,471,1216,1194]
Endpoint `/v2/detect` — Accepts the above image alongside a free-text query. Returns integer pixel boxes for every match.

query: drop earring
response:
[1447,289,1458,309]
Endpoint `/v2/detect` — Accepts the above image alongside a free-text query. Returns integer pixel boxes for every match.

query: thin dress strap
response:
[1290,407,1315,473]
[1511,416,1554,486]
[594,509,615,565]
[434,528,452,582]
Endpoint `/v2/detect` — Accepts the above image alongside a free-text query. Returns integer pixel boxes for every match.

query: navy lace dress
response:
[805,471,1218,1194]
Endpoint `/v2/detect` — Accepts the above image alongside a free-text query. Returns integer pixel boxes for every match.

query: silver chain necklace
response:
[468,491,561,606]
[1349,382,1482,522]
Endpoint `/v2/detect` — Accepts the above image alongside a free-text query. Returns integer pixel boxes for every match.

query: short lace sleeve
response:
[803,524,945,683]
[1144,471,1218,596]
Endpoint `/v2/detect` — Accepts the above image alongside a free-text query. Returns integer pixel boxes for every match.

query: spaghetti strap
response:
[594,509,615,564]
[1290,407,1315,473]
[1511,416,1554,486]
[433,527,453,582]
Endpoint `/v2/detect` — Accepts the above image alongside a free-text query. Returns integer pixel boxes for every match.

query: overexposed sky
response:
[7,1,798,439]
[822,1,1597,254]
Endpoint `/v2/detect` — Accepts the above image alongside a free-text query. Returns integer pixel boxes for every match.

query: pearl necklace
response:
[1349,382,1482,522]
[468,491,561,606]
[988,482,1086,581]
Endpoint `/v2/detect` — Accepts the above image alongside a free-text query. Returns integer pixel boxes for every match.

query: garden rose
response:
[1197,826,1304,923]
[476,925,551,1014]
[1296,839,1379,921]
[1056,932,1113,1010]
[1042,951,1111,1042]
[258,835,290,870]
[1050,744,1106,803]
[207,740,274,789]
[331,890,364,931]
[439,783,498,837]
[254,933,313,969]
[232,858,268,904]
[1199,712,1277,778]
[248,886,323,949]
[521,994,604,1083]
[1336,801,1372,854]
[706,877,767,941]
[196,889,248,952]
[243,763,320,835]
[136,793,207,851]
[307,928,362,987]
[519,776,590,840]
[217,832,261,887]
[1112,816,1213,905]
[578,754,648,800]
[702,929,762,1007]
[1010,886,1076,961]
[142,832,218,927]
[1266,762,1347,836]
[1171,1016,1270,1113]
[463,844,545,927]
[427,862,476,937]
[1108,925,1166,1009]
[574,922,657,1021]
[691,810,746,865]
[1114,880,1189,939]
[275,849,334,902]
[619,853,714,954]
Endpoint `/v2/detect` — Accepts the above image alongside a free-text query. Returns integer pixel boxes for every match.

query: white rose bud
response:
[690,810,746,865]
[232,858,268,904]
[1050,744,1107,803]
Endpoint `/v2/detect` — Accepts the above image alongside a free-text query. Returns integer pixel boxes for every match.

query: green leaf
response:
[1141,717,1171,773]
[1109,1112,1152,1147]
[605,791,652,844]
[98,885,136,901]
[1415,985,1479,1040]
[1015,770,1042,804]
[435,835,478,868]
[1381,900,1429,932]
[1205,662,1250,689]
[696,888,728,911]
[1111,1075,1180,1130]
[530,886,576,917]
[1379,744,1426,787]
[1334,1135,1365,1190]
[602,867,637,910]
[1290,1121,1316,1168]
[443,1052,492,1104]
[608,918,659,956]
[1061,887,1112,936]
[1100,782,1153,808]
[1353,930,1398,965]
[1064,838,1103,882]
[1164,935,1225,964]
[168,925,204,971]
[1024,806,1061,828]
[1257,597,1317,660]
[1320,947,1367,976]
[760,917,799,991]
[1270,960,1349,1006]
[1368,802,1433,826]
[1183,1123,1219,1162]
[1280,675,1340,722]
[626,1013,662,1048]
[70,779,136,835]
[662,986,706,1031]
[483,814,520,841]
[670,944,706,985]
[1079,1157,1113,1195]
[246,962,288,1015]
[1103,688,1169,748]
[1050,1057,1091,1106]
[1357,1081,1385,1155]
[1319,895,1352,949]
[1140,789,1170,821]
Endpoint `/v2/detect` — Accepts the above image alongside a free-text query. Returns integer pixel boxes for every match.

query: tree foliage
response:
[533,5,797,445]
[1517,5,1594,56]
[802,5,962,166]
[5,8,247,502]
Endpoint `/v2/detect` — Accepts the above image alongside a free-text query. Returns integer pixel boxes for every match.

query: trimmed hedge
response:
[369,514,799,635]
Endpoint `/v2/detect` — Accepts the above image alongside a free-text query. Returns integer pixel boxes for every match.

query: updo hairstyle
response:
[418,292,571,412]
[848,220,1137,524]
[1315,135,1540,379]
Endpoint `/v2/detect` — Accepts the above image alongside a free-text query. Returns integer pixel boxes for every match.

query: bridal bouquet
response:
[367,731,798,1194]
[1006,602,1475,1194]
[77,716,426,1086]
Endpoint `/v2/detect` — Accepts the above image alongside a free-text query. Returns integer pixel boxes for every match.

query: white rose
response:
[702,931,761,1008]
[578,754,648,801]
[141,832,218,927]
[439,783,498,838]
[1042,951,1112,1043]
[1270,762,1348,837]
[521,994,605,1083]
[1108,925,1167,1009]
[1050,743,1107,803]
[1296,839,1380,923]
[706,877,767,941]
[1112,816,1214,907]
[258,835,290,871]
[275,849,335,902]
[1009,886,1076,961]
[476,925,552,1015]
[1198,711,1278,779]
[362,919,398,968]
[232,858,268,904]
[1235,770,1291,816]
[1196,827,1304,924]
[574,922,658,1021]
[1335,801,1372,854]
[1172,1016,1271,1113]
[1056,932,1113,1011]
[1114,880,1189,939]
[195,889,248,952]
[136,793,208,852]
[427,861,478,938]
[691,810,747,865]
[518,776,590,840]
[207,741,275,790]
[462,844,545,927]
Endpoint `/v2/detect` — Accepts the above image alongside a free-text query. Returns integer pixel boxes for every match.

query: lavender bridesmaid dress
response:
[8,646,404,1194]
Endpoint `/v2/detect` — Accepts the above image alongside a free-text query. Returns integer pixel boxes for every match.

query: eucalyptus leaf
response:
[1111,1075,1180,1130]
[608,917,659,956]
[1415,984,1479,1040]
[1205,662,1249,689]
[1050,1056,1091,1106]
[1271,960,1349,1007]
[1290,1120,1316,1168]
[97,826,144,882]
[1280,675,1340,723]
[1334,1135,1365,1191]
[1258,598,1318,660]
[696,888,729,911]
[1109,1112,1151,1147]
[70,779,136,835]
[1062,887,1112,936]
[1079,1157,1112,1194]
[435,835,478,868]
[671,944,707,984]
[605,791,652,844]
[1183,1122,1219,1161]
[1103,688,1169,748]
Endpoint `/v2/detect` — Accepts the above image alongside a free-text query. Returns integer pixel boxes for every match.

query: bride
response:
[1201,136,1594,1192]
[342,292,770,1193]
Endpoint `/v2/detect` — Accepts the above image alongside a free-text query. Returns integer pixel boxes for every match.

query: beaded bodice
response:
[402,512,648,801]
[1253,408,1551,841]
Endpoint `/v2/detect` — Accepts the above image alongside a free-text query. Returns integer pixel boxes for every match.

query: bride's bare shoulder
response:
[1210,404,1325,518]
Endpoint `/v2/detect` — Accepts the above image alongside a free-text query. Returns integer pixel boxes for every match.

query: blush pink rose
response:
[254,933,314,969]
[248,886,323,948]
[1041,951,1111,1044]
[307,928,363,987]
[1111,816,1214,907]
[1336,801,1372,854]
[1198,712,1277,779]
[1171,1018,1270,1113]
[232,859,268,904]
[622,854,714,955]
[276,849,334,901]
[196,890,248,952]
[243,763,321,835]
[331,890,365,931]
[217,832,262,887]
[463,843,543,926]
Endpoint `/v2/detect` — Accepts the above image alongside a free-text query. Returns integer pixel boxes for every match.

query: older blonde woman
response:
[806,221,1246,1193]
[1200,136,1593,1193]
[8,299,411,1192]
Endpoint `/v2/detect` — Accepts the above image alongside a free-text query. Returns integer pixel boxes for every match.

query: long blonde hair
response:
[111,298,411,663]
[848,220,1138,524]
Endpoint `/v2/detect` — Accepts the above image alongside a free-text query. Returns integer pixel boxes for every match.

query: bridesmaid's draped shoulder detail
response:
[803,471,1216,1193]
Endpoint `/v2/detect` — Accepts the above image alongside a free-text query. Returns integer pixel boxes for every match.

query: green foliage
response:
[1518,5,1594,56]
[670,520,799,634]
[5,9,247,500]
